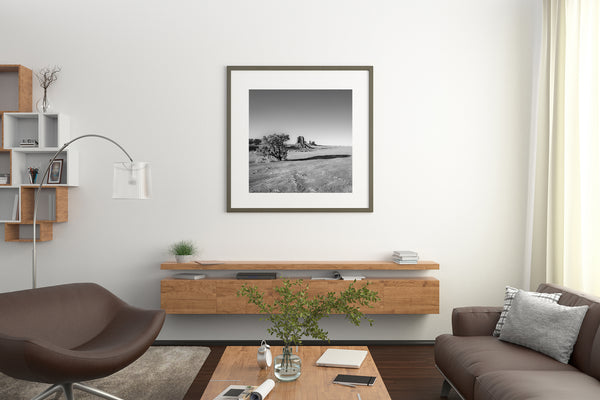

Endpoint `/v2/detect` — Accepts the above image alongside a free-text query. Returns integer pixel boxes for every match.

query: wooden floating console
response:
[161,260,439,270]
[160,261,439,315]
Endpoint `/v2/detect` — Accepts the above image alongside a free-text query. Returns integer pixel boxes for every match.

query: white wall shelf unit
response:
[0,111,77,242]
[2,113,69,149]
[10,149,79,186]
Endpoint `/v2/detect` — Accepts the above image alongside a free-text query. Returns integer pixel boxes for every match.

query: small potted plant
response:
[169,240,197,263]
[238,279,380,381]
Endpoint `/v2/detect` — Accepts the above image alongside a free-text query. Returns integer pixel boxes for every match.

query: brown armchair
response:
[0,283,165,400]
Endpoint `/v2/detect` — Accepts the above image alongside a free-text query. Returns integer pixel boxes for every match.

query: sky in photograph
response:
[249,89,352,146]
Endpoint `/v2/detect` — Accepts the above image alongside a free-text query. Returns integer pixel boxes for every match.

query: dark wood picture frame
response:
[227,66,373,212]
[47,159,63,184]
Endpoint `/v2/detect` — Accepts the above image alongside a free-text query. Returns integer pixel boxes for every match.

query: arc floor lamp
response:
[32,134,151,288]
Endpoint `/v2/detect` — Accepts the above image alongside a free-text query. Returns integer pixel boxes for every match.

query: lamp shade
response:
[112,162,152,199]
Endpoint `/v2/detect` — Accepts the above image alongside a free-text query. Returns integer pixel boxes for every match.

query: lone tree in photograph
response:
[258,133,290,161]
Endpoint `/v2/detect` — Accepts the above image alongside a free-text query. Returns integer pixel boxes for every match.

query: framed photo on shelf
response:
[47,159,63,184]
[227,66,373,212]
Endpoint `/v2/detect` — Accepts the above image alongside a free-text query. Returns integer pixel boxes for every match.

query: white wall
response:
[0,0,538,341]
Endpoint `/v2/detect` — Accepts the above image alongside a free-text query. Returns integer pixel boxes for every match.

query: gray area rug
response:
[0,346,210,400]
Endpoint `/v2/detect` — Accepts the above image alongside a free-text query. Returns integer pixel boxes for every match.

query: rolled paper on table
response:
[249,379,275,400]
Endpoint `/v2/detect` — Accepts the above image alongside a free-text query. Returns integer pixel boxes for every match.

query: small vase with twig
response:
[35,66,61,113]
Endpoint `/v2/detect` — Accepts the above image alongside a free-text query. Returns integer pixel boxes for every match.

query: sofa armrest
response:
[452,306,502,336]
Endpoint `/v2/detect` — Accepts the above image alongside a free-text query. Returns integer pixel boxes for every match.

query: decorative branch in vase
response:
[27,167,39,184]
[35,66,61,113]
[238,279,380,381]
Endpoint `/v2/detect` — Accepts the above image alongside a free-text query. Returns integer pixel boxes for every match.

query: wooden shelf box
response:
[161,277,439,315]
[160,261,440,315]
[19,186,68,223]
[0,65,32,114]
[5,222,53,242]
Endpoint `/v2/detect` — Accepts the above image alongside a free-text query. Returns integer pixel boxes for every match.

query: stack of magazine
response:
[392,250,418,264]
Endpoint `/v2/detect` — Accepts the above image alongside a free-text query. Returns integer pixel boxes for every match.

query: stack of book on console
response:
[392,250,419,264]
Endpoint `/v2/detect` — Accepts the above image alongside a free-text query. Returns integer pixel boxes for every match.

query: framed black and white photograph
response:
[227,66,373,212]
[47,159,63,184]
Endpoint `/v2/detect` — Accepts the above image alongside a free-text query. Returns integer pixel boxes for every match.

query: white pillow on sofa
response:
[499,290,588,363]
[493,286,562,337]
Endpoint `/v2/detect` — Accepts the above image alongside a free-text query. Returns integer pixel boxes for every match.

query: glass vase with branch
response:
[35,66,61,113]
[238,279,380,381]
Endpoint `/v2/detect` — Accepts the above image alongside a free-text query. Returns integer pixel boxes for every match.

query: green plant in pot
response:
[169,240,197,263]
[238,279,380,382]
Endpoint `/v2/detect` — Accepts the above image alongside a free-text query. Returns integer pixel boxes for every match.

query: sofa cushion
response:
[499,290,588,363]
[474,370,600,400]
[435,335,576,400]
[493,286,562,337]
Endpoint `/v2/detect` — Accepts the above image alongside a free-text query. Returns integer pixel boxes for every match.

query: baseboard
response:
[154,339,435,346]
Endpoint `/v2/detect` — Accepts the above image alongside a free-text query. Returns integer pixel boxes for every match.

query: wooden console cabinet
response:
[160,261,439,315]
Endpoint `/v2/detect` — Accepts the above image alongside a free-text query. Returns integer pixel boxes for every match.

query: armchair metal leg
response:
[30,384,63,400]
[441,379,452,397]
[30,382,123,400]
[63,383,74,400]
[73,382,124,400]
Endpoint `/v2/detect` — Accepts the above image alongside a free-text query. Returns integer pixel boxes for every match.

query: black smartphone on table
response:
[333,374,376,386]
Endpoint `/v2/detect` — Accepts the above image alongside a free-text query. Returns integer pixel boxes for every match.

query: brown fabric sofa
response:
[434,283,600,400]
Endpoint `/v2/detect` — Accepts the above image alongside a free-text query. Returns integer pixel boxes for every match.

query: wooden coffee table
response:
[200,346,391,400]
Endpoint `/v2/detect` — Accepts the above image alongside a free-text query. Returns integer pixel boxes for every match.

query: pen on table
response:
[334,381,356,388]
[357,393,362,400]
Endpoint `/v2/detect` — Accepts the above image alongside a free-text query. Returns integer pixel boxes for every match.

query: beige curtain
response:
[529,0,600,294]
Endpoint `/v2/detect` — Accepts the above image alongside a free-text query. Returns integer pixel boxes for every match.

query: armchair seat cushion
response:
[19,308,165,383]
[435,334,576,400]
[0,283,165,385]
[474,370,600,400]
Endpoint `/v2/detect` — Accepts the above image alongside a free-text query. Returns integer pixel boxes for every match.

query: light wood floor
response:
[183,345,463,400]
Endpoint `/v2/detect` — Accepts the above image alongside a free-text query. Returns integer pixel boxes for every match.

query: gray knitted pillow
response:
[499,290,588,363]
[493,286,562,336]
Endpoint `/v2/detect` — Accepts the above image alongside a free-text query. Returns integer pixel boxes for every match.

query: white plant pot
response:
[175,255,193,263]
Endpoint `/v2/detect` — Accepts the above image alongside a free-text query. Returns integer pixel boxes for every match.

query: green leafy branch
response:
[237,279,380,346]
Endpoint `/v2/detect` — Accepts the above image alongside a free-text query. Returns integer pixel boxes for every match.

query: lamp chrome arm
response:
[32,134,134,289]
